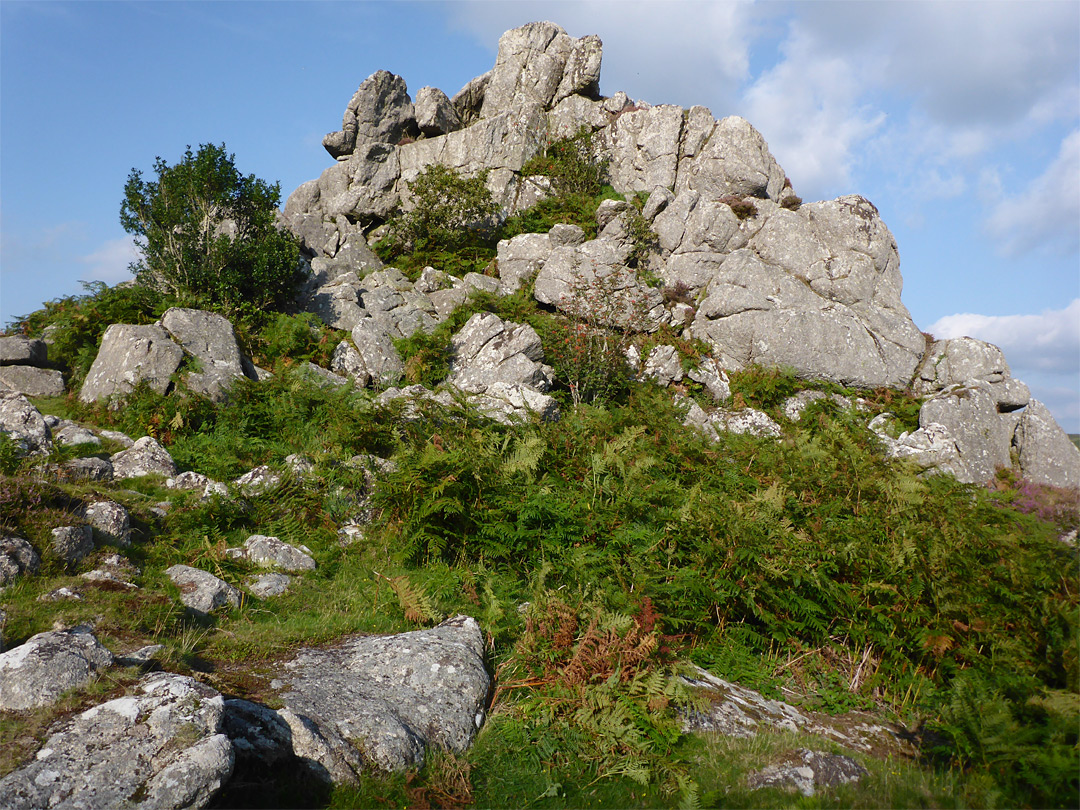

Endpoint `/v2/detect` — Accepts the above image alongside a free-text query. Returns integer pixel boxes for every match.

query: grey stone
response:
[0,672,233,809]
[687,358,731,403]
[299,361,349,389]
[450,71,491,125]
[534,239,666,330]
[714,408,783,439]
[0,536,40,588]
[247,573,293,598]
[870,416,973,482]
[480,22,590,119]
[267,615,490,777]
[675,115,786,200]
[919,382,1013,483]
[548,222,586,247]
[0,392,52,454]
[81,553,139,591]
[642,186,675,221]
[914,337,1009,394]
[496,232,552,294]
[473,382,561,424]
[746,749,867,797]
[51,525,94,566]
[84,500,132,546]
[79,323,184,403]
[0,336,48,366]
[446,312,553,394]
[52,419,100,446]
[605,104,685,194]
[642,345,684,386]
[161,307,252,402]
[233,465,282,496]
[166,470,218,491]
[98,428,134,448]
[166,565,242,615]
[0,365,65,396]
[228,535,316,572]
[330,339,371,387]
[414,86,463,137]
[351,320,404,388]
[783,391,853,422]
[688,195,925,389]
[1015,399,1080,488]
[681,667,909,755]
[56,456,114,482]
[110,435,178,479]
[324,69,415,159]
[0,626,114,711]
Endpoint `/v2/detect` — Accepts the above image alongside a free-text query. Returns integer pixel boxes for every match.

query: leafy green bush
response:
[120,143,302,317]
[377,164,499,275]
[522,125,609,196]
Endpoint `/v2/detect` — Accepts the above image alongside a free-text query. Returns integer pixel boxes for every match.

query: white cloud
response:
[928,299,1080,375]
[983,129,1080,257]
[78,235,139,284]
[740,24,885,199]
[929,300,1080,432]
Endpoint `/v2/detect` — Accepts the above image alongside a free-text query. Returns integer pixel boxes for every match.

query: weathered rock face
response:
[50,525,94,566]
[160,307,253,402]
[0,625,114,711]
[0,536,40,588]
[681,666,911,757]
[446,312,553,394]
[0,672,234,809]
[0,365,65,397]
[79,323,184,403]
[0,336,48,366]
[746,749,867,797]
[227,535,316,572]
[110,435,179,479]
[256,615,490,778]
[323,69,416,160]
[870,416,973,482]
[84,500,132,546]
[914,336,1030,410]
[1014,399,1080,488]
[166,564,242,615]
[919,382,1014,484]
[0,392,52,454]
[683,196,925,388]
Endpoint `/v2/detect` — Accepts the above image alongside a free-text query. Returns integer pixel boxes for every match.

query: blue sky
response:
[2,0,1077,429]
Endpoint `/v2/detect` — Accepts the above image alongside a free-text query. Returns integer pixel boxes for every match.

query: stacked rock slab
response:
[80,309,258,405]
[0,336,65,397]
[282,21,925,393]
[276,20,1077,487]
[912,336,1080,487]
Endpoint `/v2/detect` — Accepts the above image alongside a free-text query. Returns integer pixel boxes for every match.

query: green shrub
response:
[522,125,609,196]
[377,164,499,273]
[121,143,302,317]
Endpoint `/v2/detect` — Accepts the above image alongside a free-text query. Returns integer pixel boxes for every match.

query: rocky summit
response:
[0,22,1077,810]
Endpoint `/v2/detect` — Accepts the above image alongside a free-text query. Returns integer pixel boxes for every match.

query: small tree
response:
[384,163,499,255]
[120,143,302,316]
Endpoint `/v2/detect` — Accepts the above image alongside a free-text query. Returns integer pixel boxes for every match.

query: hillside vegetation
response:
[2,127,1078,810]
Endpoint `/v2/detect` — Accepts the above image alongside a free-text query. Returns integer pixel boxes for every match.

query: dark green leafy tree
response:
[383,164,499,255]
[120,143,302,316]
